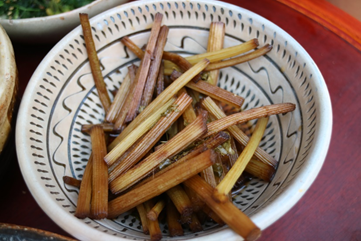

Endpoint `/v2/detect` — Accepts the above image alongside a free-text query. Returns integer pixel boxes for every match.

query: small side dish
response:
[0,0,94,19]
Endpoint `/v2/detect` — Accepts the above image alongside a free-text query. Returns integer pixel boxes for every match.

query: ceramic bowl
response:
[0,0,128,43]
[0,223,76,241]
[16,0,332,240]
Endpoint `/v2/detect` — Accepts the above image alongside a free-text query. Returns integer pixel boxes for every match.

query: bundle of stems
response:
[132,131,230,189]
[125,13,164,122]
[122,37,246,109]
[109,112,208,194]
[105,96,177,166]
[108,149,216,218]
[107,59,209,150]
[70,14,302,240]
[121,35,259,74]
[108,92,192,182]
[202,96,278,167]
[204,102,295,138]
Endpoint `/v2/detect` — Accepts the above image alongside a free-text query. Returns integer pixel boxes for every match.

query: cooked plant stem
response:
[79,13,111,112]
[107,150,216,218]
[90,126,108,219]
[184,175,261,241]
[107,59,210,150]
[125,13,163,122]
[74,155,93,219]
[109,112,208,194]
[166,185,193,224]
[204,102,296,138]
[144,199,162,241]
[206,21,225,85]
[105,97,177,166]
[213,117,269,203]
[147,198,166,221]
[141,25,169,107]
[108,92,192,182]
[202,96,278,167]
[136,203,149,234]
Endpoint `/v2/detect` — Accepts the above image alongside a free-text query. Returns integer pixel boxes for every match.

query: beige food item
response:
[0,24,17,153]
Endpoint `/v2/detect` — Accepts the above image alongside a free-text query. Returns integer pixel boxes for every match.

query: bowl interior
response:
[16,0,332,240]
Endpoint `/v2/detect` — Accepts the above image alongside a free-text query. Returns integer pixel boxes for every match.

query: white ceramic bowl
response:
[0,0,128,43]
[16,0,332,240]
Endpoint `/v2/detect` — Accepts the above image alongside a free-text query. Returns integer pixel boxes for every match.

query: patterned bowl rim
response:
[16,0,333,240]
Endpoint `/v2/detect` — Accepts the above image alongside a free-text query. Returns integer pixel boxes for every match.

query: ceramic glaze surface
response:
[16,1,332,240]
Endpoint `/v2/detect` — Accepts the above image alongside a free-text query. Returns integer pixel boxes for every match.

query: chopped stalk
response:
[188,213,203,233]
[183,185,204,212]
[141,26,169,107]
[105,72,132,123]
[109,112,208,194]
[204,102,296,138]
[107,149,216,218]
[162,51,201,82]
[108,92,192,182]
[147,198,166,221]
[205,44,273,71]
[201,166,217,188]
[132,131,230,189]
[202,205,225,226]
[178,88,197,126]
[113,64,138,130]
[206,22,225,85]
[163,38,259,72]
[202,96,278,167]
[245,158,276,182]
[81,123,114,133]
[144,199,162,241]
[170,70,244,109]
[90,126,108,219]
[186,80,244,109]
[125,13,163,122]
[79,13,111,112]
[184,175,262,241]
[156,63,165,96]
[227,135,240,167]
[121,36,145,58]
[166,199,184,237]
[213,117,269,203]
[108,59,210,150]
[136,203,149,235]
[75,155,93,219]
[166,185,193,224]
[105,97,177,166]
[185,38,259,65]
[108,136,143,173]
[63,176,81,188]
